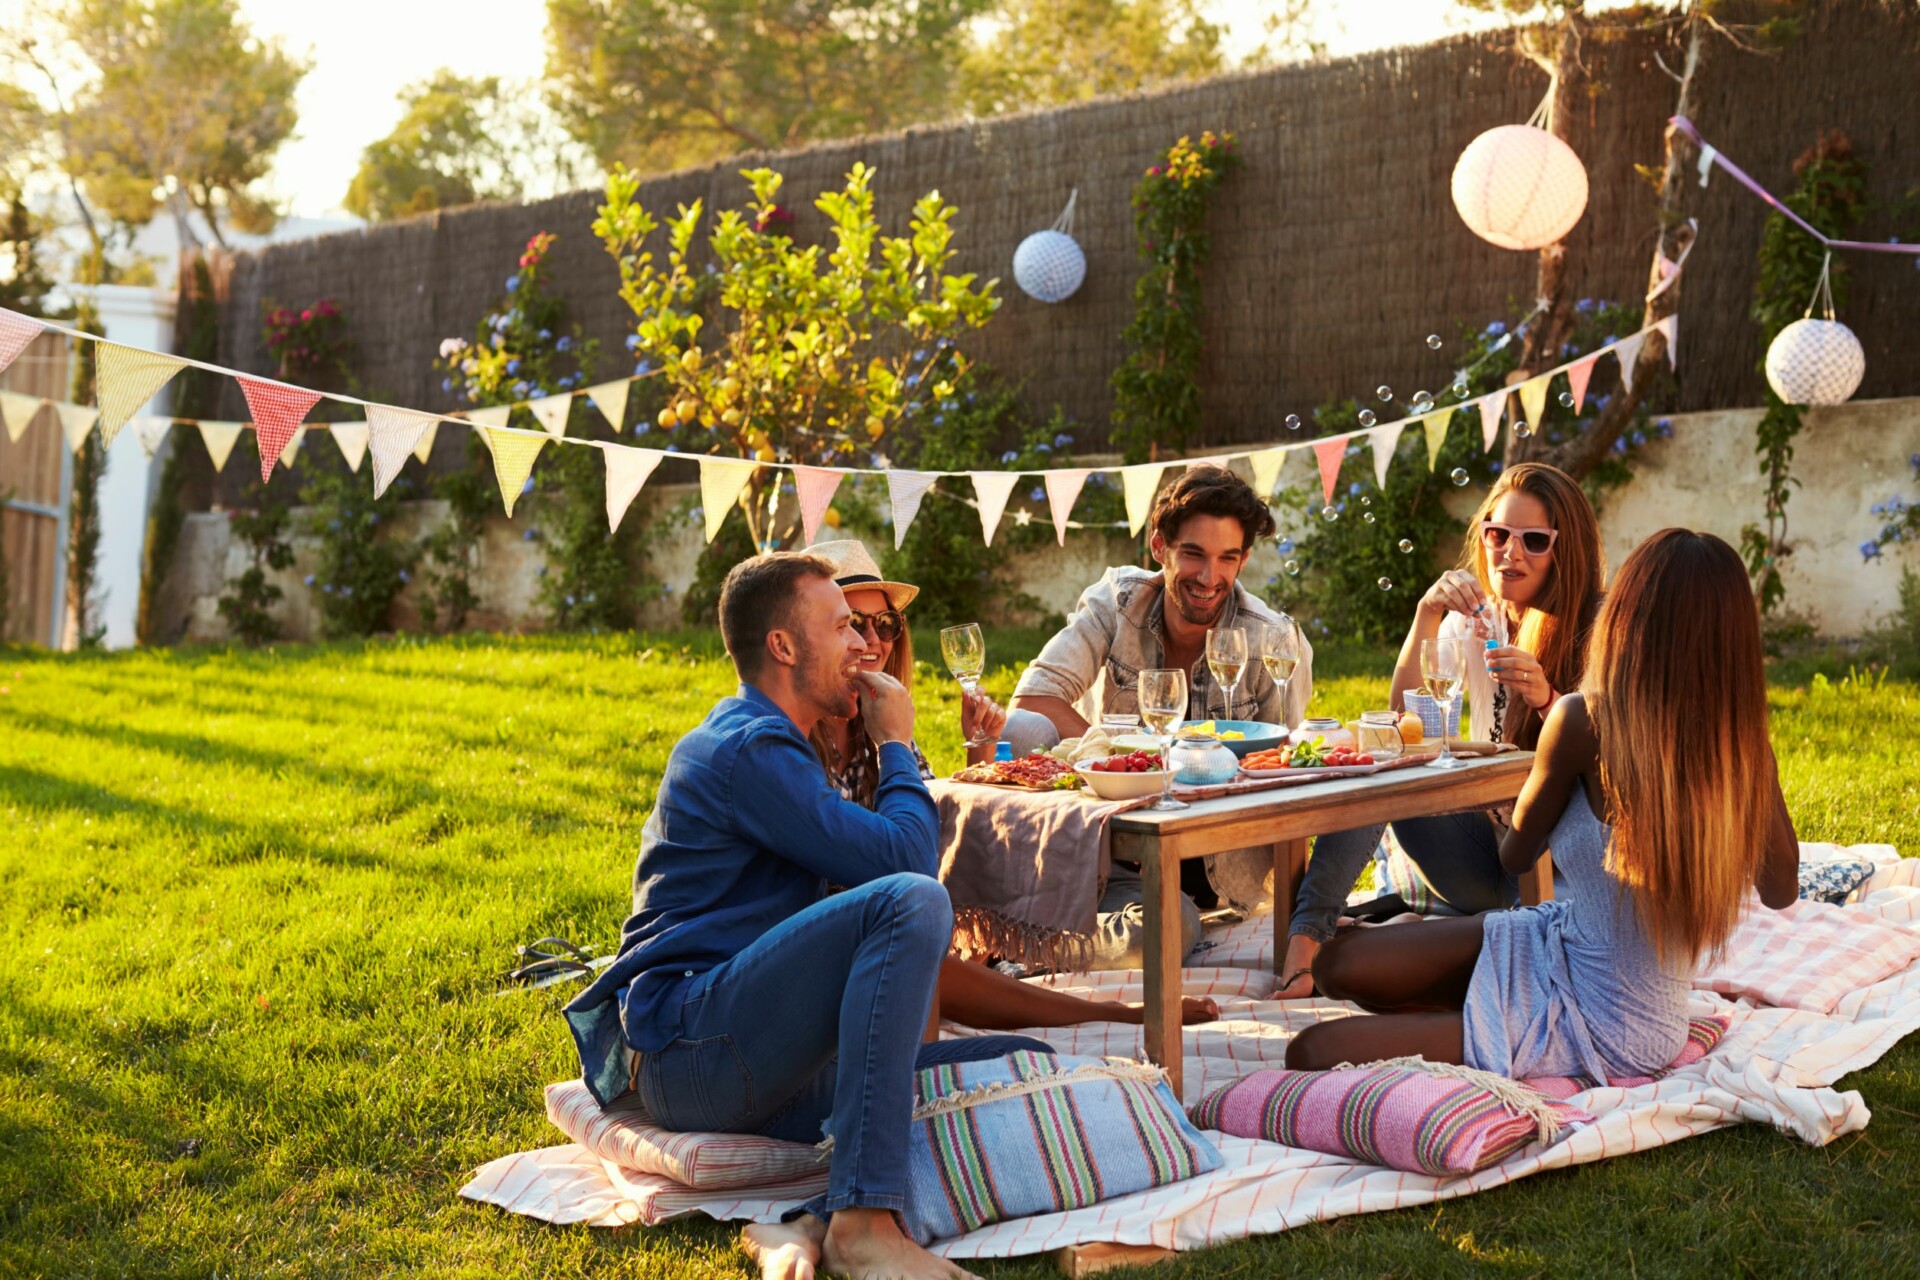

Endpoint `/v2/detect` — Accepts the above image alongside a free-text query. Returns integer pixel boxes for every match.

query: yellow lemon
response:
[656,407,678,429]
[681,347,702,372]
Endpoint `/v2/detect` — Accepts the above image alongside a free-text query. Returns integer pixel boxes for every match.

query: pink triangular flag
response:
[1566,354,1598,414]
[1653,314,1678,369]
[237,374,324,483]
[1477,394,1505,452]
[1614,331,1647,394]
[0,309,44,375]
[885,470,939,549]
[1311,435,1348,506]
[1369,422,1406,491]
[602,444,664,533]
[1044,469,1090,545]
[793,466,845,547]
[969,472,1021,546]
[366,405,438,497]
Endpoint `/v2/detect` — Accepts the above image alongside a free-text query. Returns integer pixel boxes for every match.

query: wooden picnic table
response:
[1109,751,1541,1097]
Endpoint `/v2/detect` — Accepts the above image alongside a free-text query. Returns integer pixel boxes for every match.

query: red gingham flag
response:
[238,374,324,483]
[0,309,45,375]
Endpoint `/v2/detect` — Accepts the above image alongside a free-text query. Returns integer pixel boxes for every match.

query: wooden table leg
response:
[1139,844,1184,1101]
[1518,849,1554,906]
[1271,838,1309,975]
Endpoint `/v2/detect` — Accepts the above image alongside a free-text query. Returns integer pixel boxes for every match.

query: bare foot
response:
[821,1207,980,1280]
[1275,934,1320,999]
[742,1215,826,1280]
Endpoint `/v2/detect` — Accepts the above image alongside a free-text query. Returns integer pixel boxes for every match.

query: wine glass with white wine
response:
[1205,626,1248,722]
[939,623,994,748]
[1420,636,1468,770]
[1137,668,1189,812]
[1261,617,1302,734]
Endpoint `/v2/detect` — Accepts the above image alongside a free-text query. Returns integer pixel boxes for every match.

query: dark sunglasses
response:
[1478,522,1558,558]
[848,608,906,641]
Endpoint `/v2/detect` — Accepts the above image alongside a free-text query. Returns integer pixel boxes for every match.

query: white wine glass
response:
[940,622,994,748]
[1205,627,1248,723]
[1421,636,1468,770]
[1138,668,1189,812]
[1261,617,1302,734]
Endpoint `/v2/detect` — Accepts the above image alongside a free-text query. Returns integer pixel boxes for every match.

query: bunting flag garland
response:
[0,389,39,441]
[367,405,439,498]
[197,421,246,472]
[969,471,1021,545]
[480,425,546,518]
[1247,448,1286,501]
[1476,395,1504,452]
[237,374,323,482]
[467,404,514,432]
[1120,462,1167,535]
[97,343,187,448]
[1044,469,1090,545]
[1311,435,1348,505]
[133,415,172,459]
[1370,421,1406,491]
[411,419,439,465]
[885,470,940,548]
[1517,374,1552,434]
[602,443,665,534]
[278,426,307,470]
[1654,313,1679,369]
[0,309,43,374]
[793,466,844,547]
[699,456,758,542]
[529,392,575,439]
[584,380,631,435]
[57,402,99,453]
[1422,412,1450,471]
[331,421,371,473]
[1567,354,1598,414]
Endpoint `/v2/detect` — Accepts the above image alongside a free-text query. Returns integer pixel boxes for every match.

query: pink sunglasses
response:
[1478,522,1558,557]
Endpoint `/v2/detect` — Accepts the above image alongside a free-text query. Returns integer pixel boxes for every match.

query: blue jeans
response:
[631,872,1046,1214]
[1287,812,1517,944]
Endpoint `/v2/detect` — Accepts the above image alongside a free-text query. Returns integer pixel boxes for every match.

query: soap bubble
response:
[1359,495,1372,507]
[1321,505,1339,522]
[1376,385,1394,402]
[1284,559,1301,576]
[1514,421,1533,439]
[1412,391,1434,413]
[1285,413,1302,431]
[1378,577,1394,591]
[1398,538,1415,553]
[1450,467,1471,486]
[1558,391,1575,409]
[1357,409,1377,428]
[1362,512,1376,524]
[1451,379,1470,398]
[1427,334,1443,349]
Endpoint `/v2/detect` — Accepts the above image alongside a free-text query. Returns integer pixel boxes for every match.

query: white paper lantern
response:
[1766,318,1865,405]
[1451,124,1589,251]
[1013,189,1086,303]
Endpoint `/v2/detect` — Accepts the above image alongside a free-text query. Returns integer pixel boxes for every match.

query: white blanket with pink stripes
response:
[460,846,1919,1257]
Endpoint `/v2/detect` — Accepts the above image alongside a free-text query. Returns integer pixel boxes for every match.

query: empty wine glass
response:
[939,622,993,748]
[1205,627,1248,722]
[1261,617,1302,734]
[1138,668,1189,812]
[1421,636,1468,770]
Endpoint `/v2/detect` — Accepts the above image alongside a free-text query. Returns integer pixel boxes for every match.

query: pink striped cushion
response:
[1524,1014,1731,1100]
[1189,1064,1590,1177]
[544,1081,822,1190]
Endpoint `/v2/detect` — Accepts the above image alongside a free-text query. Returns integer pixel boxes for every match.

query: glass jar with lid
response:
[1169,731,1240,785]
[1354,710,1405,760]
[1288,716,1356,751]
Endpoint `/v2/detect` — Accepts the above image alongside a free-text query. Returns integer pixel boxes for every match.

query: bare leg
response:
[937,956,1218,1028]
[1286,1010,1467,1070]
[822,1207,981,1280]
[1284,917,1486,1071]
[742,1215,826,1280]
[1275,933,1320,999]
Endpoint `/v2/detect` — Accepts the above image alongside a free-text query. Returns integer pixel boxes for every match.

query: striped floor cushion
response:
[544,1080,821,1190]
[904,1051,1222,1245]
[1189,1058,1591,1177]
[1523,1014,1732,1100]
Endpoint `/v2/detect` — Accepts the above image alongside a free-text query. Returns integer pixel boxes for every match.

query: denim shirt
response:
[1013,567,1314,727]
[563,684,940,1105]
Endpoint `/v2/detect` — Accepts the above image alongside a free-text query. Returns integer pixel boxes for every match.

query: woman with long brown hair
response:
[1284,530,1800,1075]
[1278,462,1607,997]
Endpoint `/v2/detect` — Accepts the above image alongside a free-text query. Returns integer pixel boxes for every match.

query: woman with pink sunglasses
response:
[1275,463,1606,998]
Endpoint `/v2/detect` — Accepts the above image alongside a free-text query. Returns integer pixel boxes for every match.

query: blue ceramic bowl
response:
[1176,720,1288,758]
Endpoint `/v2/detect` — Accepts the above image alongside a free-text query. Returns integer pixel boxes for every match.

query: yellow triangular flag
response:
[1423,412,1450,471]
[1517,374,1551,435]
[95,342,186,447]
[480,426,546,517]
[0,389,41,441]
[1119,463,1167,536]
[277,426,306,470]
[411,419,440,465]
[57,402,99,452]
[1248,448,1287,500]
[331,421,370,473]
[585,380,631,433]
[197,421,245,472]
[699,456,758,543]
[528,392,574,439]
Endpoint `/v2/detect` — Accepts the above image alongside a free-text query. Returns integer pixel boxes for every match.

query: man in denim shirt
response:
[565,553,1006,1280]
[1011,466,1315,965]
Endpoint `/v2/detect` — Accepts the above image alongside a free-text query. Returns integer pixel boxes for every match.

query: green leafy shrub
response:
[217,475,295,647]
[300,468,418,638]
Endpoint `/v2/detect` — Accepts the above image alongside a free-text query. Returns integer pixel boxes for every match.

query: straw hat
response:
[805,539,920,611]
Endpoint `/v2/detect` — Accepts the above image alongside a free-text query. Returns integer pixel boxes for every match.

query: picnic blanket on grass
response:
[461,845,1919,1257]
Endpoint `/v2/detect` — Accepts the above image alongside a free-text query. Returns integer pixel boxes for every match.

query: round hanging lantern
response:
[1013,189,1086,303]
[1451,124,1589,251]
[1766,318,1865,405]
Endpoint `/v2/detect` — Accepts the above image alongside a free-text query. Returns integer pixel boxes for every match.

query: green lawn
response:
[2,632,1918,1278]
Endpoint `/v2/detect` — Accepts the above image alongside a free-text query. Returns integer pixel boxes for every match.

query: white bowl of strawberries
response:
[1075,750,1173,800]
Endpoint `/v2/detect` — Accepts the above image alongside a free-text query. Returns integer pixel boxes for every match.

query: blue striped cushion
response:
[902,1051,1222,1244]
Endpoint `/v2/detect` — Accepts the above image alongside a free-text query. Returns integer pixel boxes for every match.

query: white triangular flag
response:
[585,380,631,434]
[1119,463,1167,535]
[367,405,439,498]
[132,415,172,459]
[885,470,940,549]
[57,402,100,453]
[528,392,574,439]
[1614,331,1647,394]
[277,426,307,470]
[793,467,845,547]
[0,389,40,442]
[1653,314,1678,369]
[411,419,439,465]
[699,456,758,542]
[1369,422,1406,491]
[1477,395,1505,452]
[1248,448,1287,501]
[468,404,514,432]
[1044,469,1090,546]
[197,421,245,472]
[602,444,664,534]
[331,421,370,473]
[969,471,1021,546]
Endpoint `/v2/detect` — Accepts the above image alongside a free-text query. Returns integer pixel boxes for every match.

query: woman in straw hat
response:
[806,539,1217,1030]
